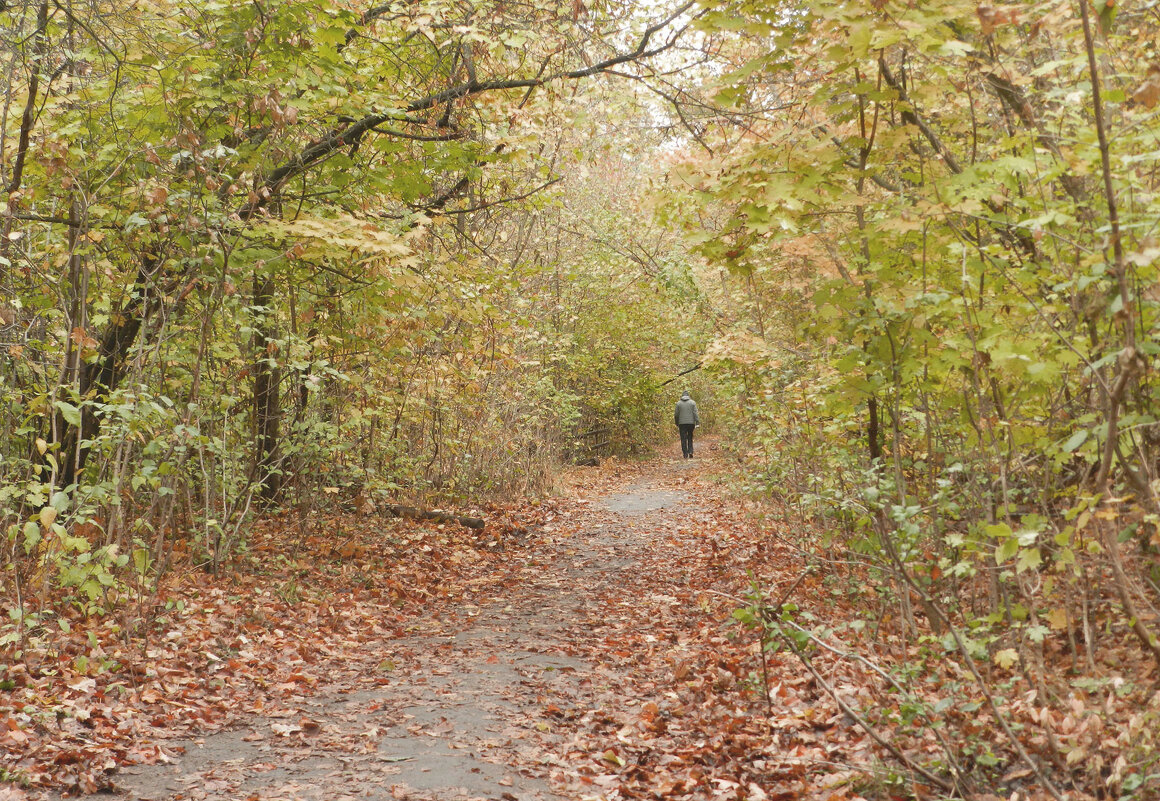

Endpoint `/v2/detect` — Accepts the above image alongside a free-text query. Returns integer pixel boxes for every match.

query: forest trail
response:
[42,441,836,801]
[9,0,1160,796]
[107,453,696,801]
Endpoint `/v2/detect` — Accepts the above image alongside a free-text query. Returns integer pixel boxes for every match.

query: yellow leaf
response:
[993,648,1018,669]
[1047,608,1068,630]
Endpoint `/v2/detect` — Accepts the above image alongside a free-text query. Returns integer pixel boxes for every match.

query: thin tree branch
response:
[878,58,962,174]
[983,72,1089,205]
[436,176,563,215]
[6,0,50,196]
[658,362,703,388]
[367,124,466,141]
[242,1,699,217]
[778,632,955,792]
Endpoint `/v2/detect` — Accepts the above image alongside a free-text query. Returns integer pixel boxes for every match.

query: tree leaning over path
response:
[1,0,708,581]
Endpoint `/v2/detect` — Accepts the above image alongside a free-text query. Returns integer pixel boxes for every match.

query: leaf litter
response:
[0,441,1084,800]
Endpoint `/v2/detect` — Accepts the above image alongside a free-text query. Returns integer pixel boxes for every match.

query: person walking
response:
[674,391,700,459]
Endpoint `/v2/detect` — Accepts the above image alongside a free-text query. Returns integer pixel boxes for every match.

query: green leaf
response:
[1062,429,1088,453]
[995,538,1019,564]
[985,522,1014,540]
[975,749,1000,767]
[733,607,757,626]
[56,401,81,427]
[132,548,151,576]
[1016,547,1042,574]
[1026,625,1051,644]
[23,520,41,548]
[1123,773,1145,792]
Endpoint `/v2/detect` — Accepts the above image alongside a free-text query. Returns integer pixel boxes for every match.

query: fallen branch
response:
[383,504,485,530]
[778,631,956,794]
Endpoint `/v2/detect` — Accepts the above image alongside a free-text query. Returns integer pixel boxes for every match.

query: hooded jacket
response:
[674,393,700,426]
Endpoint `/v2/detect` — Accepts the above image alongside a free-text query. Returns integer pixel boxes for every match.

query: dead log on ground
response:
[384,504,485,529]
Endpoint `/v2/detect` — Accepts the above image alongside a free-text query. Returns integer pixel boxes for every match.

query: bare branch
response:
[435,176,563,215]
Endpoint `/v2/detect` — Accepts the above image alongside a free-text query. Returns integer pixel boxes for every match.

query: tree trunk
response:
[55,254,158,490]
[252,276,284,502]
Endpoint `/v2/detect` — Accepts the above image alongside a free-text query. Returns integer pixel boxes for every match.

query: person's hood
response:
[681,392,691,399]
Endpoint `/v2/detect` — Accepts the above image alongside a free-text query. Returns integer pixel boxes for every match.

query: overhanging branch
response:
[241,1,699,219]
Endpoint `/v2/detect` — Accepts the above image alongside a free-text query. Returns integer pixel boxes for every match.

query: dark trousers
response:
[678,424,696,458]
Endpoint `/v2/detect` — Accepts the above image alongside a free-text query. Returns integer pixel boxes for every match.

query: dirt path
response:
[98,452,738,801]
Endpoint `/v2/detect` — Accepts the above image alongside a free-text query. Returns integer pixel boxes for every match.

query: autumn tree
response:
[0,0,708,598]
[666,0,1160,795]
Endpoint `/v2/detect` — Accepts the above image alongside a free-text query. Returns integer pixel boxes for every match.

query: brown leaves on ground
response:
[537,466,878,800]
[0,501,554,795]
[5,443,1155,799]
[506,448,1153,800]
[2,445,879,799]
